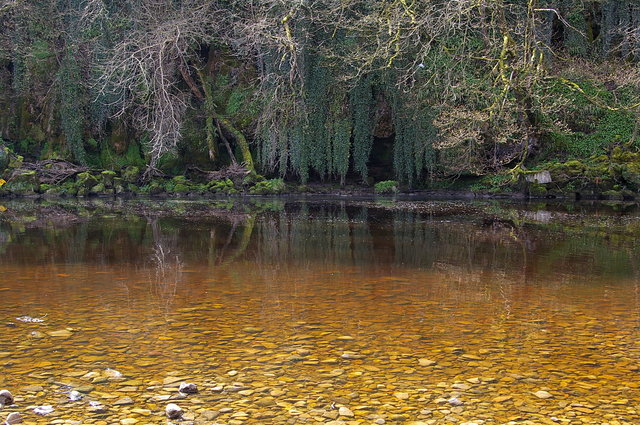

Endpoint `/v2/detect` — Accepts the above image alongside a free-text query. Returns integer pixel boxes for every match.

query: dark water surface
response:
[0,199,639,425]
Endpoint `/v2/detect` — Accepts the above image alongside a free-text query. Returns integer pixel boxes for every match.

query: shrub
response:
[374,180,399,194]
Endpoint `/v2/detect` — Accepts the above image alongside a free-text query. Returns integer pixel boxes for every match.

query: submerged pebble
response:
[0,390,14,407]
[165,403,183,419]
[33,405,54,415]
[69,390,83,401]
[178,382,198,394]
[5,412,22,424]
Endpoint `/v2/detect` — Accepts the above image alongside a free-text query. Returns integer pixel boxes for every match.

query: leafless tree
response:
[96,0,219,173]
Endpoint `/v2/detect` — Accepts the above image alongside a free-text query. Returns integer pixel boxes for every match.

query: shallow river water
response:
[0,199,639,425]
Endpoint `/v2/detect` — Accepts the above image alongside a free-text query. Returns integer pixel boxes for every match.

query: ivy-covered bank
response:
[1,1,640,197]
[1,142,640,200]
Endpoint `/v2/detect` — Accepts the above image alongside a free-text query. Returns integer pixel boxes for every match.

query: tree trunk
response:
[212,111,255,172]
[193,68,254,171]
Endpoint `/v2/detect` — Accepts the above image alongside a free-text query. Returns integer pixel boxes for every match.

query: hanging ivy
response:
[350,75,374,181]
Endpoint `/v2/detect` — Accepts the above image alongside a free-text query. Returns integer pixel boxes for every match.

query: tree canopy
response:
[0,0,639,185]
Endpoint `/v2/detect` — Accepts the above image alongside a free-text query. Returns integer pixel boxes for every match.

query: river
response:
[0,199,638,424]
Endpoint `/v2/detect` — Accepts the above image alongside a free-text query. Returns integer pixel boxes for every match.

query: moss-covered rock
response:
[122,166,141,184]
[209,178,237,194]
[59,181,78,197]
[241,173,265,188]
[7,169,39,195]
[249,178,285,195]
[8,153,23,169]
[528,183,548,198]
[146,181,163,195]
[171,183,190,194]
[101,170,117,188]
[621,162,640,188]
[90,183,106,195]
[127,183,141,194]
[76,172,99,189]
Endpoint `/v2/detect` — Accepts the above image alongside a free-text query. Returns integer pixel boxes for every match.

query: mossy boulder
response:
[101,170,117,188]
[146,181,163,195]
[7,169,39,195]
[122,166,141,184]
[166,176,192,194]
[209,178,237,194]
[249,178,285,195]
[58,181,78,197]
[127,183,142,194]
[171,183,190,194]
[76,172,99,189]
[8,154,23,169]
[621,162,640,189]
[528,183,548,198]
[90,183,106,195]
[242,173,266,187]
[172,175,188,184]
[563,160,586,176]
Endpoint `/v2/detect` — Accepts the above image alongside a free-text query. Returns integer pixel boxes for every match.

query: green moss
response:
[374,180,399,194]
[249,178,285,195]
[101,170,117,188]
[209,178,237,194]
[127,183,142,194]
[6,169,39,195]
[171,183,190,194]
[528,184,548,197]
[90,183,106,194]
[121,166,141,184]
[468,174,513,193]
[59,181,78,196]
[76,172,99,189]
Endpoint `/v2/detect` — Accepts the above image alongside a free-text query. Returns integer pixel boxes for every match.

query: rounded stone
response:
[178,382,198,394]
[5,412,22,424]
[0,389,14,406]
[166,403,183,419]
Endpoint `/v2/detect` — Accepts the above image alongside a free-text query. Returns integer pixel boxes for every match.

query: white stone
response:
[165,403,183,419]
[338,406,354,417]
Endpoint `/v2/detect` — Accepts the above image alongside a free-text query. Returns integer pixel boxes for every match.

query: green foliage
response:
[374,180,399,194]
[249,178,285,195]
[99,141,146,170]
[350,75,374,181]
[538,77,638,161]
[390,84,438,186]
[208,178,237,194]
[58,47,86,165]
[2,0,640,187]
[468,174,514,193]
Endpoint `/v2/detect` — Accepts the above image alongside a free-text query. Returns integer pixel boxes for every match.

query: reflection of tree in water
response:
[147,218,183,310]
[254,203,376,268]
